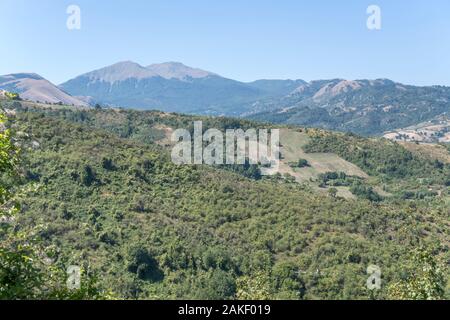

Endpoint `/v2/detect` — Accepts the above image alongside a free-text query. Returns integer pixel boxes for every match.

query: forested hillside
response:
[247,80,450,136]
[1,99,449,299]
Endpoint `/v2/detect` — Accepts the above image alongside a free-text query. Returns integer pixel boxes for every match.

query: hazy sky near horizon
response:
[0,0,449,86]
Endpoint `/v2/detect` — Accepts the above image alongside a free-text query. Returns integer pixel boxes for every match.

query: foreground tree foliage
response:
[0,102,448,300]
[0,111,108,299]
[0,112,35,299]
[387,247,447,300]
[236,271,272,300]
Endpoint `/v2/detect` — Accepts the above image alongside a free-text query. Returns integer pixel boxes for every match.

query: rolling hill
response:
[1,97,449,299]
[0,73,89,106]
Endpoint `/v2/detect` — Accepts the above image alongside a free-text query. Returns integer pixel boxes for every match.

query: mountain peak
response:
[109,60,145,69]
[74,61,215,83]
[82,61,155,83]
[146,62,215,80]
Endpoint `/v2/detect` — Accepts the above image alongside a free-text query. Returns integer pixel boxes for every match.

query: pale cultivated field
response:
[383,117,450,143]
[278,129,368,182]
[262,129,369,199]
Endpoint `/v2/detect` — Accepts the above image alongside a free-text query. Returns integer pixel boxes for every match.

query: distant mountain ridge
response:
[0,73,88,106]
[146,61,216,80]
[59,61,297,114]
[2,61,449,136]
[247,78,450,136]
[71,61,216,84]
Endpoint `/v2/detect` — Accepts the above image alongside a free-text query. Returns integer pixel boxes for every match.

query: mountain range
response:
[1,61,449,136]
[59,61,304,114]
[247,79,450,135]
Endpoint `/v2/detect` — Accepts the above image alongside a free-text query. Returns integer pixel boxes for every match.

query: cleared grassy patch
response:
[279,128,368,183]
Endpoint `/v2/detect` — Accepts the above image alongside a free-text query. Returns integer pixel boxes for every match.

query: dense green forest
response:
[1,99,449,300]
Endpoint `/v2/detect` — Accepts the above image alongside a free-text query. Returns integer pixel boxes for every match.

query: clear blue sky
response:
[1,0,449,86]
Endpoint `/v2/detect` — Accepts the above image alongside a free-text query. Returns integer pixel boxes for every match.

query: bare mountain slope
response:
[0,73,88,106]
